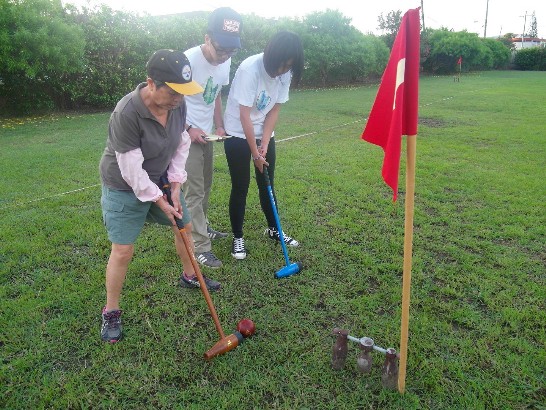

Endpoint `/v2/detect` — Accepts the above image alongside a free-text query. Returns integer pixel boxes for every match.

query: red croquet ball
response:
[236,318,256,337]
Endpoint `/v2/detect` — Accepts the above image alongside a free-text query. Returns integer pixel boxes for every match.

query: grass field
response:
[0,71,545,409]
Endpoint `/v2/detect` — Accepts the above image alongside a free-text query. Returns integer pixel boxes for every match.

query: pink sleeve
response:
[167,130,190,184]
[116,149,163,202]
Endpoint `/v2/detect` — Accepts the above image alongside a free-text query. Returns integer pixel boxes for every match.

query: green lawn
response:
[1,71,544,409]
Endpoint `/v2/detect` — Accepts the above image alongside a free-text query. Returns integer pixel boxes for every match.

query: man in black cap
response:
[99,49,221,344]
[183,7,242,269]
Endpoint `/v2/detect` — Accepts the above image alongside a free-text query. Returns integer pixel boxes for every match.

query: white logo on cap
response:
[223,19,240,33]
[181,64,191,81]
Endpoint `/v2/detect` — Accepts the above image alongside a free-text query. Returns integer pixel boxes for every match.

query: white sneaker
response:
[231,237,247,260]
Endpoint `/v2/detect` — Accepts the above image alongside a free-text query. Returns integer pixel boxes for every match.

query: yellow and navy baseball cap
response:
[146,49,203,95]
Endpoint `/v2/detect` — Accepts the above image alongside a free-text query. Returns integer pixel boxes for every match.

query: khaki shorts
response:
[101,185,191,245]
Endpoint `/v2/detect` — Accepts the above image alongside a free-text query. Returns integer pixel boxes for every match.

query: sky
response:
[62,0,546,39]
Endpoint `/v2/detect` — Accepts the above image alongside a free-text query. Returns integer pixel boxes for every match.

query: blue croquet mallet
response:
[263,166,303,278]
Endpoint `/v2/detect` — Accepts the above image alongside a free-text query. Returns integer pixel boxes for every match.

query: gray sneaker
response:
[180,273,221,291]
[195,251,222,268]
[207,226,228,240]
[101,307,122,343]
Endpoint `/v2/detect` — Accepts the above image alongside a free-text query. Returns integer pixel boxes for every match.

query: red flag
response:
[361,8,420,201]
[457,56,462,65]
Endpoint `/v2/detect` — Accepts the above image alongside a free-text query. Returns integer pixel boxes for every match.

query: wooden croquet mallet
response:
[160,174,245,359]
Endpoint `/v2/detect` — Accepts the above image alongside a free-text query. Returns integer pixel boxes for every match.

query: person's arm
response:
[213,93,226,136]
[165,129,191,215]
[115,127,190,203]
[186,122,207,145]
[116,149,163,202]
[115,148,181,225]
[167,129,190,185]
[259,103,282,159]
[240,104,269,173]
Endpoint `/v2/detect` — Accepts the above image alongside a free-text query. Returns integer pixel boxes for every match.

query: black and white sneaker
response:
[180,273,221,291]
[195,251,222,269]
[265,227,299,247]
[207,226,228,240]
[231,237,247,260]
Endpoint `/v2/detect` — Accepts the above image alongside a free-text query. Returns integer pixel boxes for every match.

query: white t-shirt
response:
[224,53,291,139]
[184,45,231,134]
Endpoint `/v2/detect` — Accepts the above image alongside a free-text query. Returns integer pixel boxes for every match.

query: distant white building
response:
[511,37,545,50]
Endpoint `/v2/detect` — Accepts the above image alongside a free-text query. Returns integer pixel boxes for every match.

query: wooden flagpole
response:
[398,134,416,394]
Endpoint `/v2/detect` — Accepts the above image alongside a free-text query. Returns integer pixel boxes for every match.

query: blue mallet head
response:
[274,262,303,279]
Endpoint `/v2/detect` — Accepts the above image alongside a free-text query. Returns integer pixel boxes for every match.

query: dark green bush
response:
[0,1,518,114]
[513,47,546,71]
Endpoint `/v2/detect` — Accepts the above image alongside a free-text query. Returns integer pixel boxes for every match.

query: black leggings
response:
[224,137,277,238]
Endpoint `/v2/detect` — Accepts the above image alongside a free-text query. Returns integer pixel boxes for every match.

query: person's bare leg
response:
[172,224,195,275]
[105,243,134,310]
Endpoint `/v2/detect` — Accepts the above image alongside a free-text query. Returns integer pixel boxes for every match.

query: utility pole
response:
[421,0,425,31]
[483,0,489,38]
[520,11,530,49]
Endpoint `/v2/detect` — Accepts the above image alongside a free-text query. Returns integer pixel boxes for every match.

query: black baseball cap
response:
[146,49,203,95]
[208,7,242,49]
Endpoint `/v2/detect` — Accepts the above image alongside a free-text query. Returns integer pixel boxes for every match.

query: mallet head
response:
[203,331,244,360]
[274,262,303,279]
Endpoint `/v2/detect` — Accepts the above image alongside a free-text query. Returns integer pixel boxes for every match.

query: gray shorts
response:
[101,185,191,245]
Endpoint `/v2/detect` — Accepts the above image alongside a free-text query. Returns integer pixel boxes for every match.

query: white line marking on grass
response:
[2,88,484,210]
[0,185,101,210]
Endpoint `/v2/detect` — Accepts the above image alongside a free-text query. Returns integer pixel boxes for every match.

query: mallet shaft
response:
[178,228,226,340]
[160,175,226,340]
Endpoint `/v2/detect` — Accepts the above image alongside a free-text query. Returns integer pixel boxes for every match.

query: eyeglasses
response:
[210,41,238,57]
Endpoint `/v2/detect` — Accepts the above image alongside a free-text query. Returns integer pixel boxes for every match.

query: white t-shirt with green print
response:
[184,45,230,134]
[224,53,291,140]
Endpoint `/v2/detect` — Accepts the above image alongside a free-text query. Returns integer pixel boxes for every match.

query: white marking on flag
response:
[394,58,406,110]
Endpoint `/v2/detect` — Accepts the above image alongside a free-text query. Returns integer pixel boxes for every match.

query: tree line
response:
[0,0,534,115]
